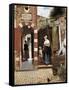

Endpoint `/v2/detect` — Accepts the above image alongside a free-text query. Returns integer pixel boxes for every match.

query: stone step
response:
[37,64,53,69]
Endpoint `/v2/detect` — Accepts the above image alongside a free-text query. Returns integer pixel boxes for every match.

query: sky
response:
[37,7,53,18]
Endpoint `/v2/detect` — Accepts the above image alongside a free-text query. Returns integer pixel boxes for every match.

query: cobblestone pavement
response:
[15,68,63,85]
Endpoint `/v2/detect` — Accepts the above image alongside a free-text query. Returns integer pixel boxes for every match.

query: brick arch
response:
[21,25,34,62]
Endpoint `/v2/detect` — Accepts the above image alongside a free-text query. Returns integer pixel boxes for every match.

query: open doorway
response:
[38,26,52,65]
[22,34,32,61]
[20,25,34,70]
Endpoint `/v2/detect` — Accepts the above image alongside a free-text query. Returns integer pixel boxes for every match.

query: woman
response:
[43,35,51,64]
[24,40,29,61]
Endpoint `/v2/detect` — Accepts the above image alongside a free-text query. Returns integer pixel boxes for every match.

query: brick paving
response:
[15,68,63,85]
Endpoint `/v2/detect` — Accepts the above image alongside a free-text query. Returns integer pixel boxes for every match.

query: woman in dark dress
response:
[24,40,29,61]
[43,35,51,64]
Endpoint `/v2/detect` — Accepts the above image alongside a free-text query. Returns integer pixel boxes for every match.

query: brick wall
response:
[14,5,38,69]
[14,27,22,56]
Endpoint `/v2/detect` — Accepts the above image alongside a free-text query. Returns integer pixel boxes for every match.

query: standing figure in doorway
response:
[24,40,29,61]
[43,35,51,64]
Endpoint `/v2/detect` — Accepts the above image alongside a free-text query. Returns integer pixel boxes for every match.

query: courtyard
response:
[13,5,66,85]
[15,68,63,85]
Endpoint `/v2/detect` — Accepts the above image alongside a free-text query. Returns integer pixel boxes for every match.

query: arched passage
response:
[38,25,52,65]
[20,25,34,70]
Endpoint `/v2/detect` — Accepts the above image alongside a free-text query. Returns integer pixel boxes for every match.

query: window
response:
[24,6,30,13]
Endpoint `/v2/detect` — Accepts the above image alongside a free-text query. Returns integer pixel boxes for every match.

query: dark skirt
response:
[44,53,51,64]
[24,50,29,61]
[43,46,51,64]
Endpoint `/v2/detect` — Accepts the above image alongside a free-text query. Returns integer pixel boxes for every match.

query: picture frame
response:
[9,3,67,86]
